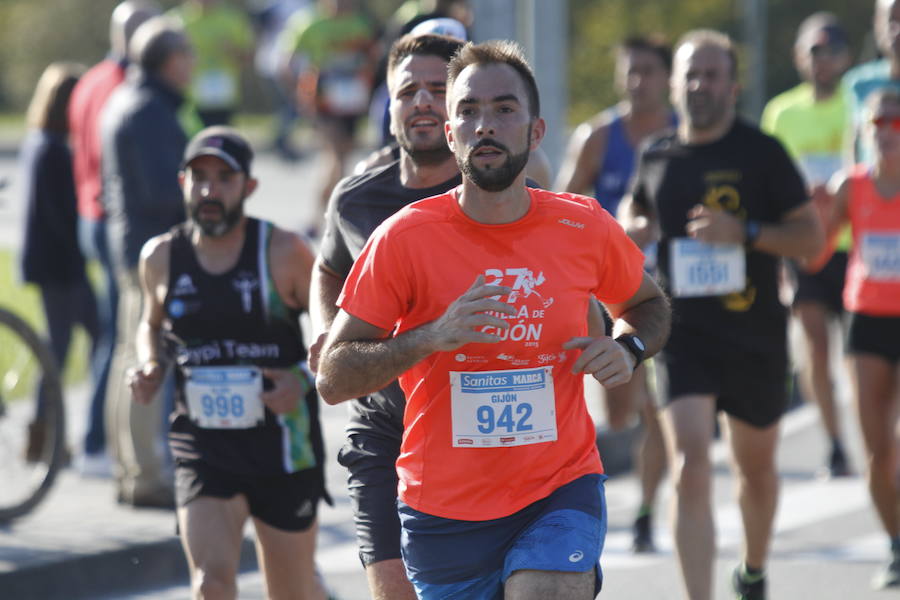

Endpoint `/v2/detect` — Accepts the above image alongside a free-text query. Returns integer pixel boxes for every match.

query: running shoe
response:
[828,444,851,478]
[732,565,766,600]
[872,551,900,589]
[632,513,655,553]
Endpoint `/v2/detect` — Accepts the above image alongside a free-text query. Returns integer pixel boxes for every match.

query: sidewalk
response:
[0,379,634,599]
[0,384,371,599]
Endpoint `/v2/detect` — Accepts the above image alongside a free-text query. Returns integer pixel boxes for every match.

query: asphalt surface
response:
[0,146,896,599]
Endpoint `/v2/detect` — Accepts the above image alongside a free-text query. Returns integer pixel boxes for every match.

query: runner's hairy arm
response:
[316,275,514,404]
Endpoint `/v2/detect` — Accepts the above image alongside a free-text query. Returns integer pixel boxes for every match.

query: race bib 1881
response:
[184,366,265,429]
[450,367,557,448]
[861,233,900,280]
[670,238,746,297]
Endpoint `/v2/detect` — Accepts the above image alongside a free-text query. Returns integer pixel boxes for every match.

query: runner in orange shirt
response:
[810,88,900,589]
[317,40,670,599]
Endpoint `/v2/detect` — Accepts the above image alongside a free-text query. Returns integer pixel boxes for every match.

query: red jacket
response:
[68,58,125,221]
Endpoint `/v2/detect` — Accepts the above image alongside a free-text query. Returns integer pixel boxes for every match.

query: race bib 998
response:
[184,366,265,429]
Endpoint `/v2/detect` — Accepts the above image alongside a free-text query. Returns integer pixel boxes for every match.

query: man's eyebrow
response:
[493,94,520,104]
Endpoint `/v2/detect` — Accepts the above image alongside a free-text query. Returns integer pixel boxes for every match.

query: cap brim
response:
[183,148,243,173]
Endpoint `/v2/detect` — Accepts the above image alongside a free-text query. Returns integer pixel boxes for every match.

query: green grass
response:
[0,248,92,389]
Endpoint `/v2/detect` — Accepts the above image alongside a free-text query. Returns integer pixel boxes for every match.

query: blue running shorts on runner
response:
[398,473,607,600]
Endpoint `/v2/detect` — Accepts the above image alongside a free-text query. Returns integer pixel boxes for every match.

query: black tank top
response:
[163,218,326,479]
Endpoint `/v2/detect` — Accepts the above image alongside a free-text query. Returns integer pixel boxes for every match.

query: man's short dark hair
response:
[387,33,466,87]
[129,16,190,75]
[795,12,849,49]
[446,40,540,118]
[675,29,738,80]
[618,35,672,72]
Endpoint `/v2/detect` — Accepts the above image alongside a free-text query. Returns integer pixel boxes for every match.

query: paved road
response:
[0,148,894,598]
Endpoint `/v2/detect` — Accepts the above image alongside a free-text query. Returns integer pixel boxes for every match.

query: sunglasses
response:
[872,116,900,131]
[809,44,845,58]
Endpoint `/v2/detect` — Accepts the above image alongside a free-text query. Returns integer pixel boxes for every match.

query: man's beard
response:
[684,91,731,131]
[457,135,530,193]
[396,115,453,166]
[191,198,244,237]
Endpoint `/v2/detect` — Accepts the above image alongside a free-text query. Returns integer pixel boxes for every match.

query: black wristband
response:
[744,219,761,249]
[614,334,645,371]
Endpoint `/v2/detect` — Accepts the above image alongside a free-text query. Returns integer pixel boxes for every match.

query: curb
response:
[0,536,257,599]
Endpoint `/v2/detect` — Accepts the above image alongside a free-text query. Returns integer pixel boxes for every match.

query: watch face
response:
[633,336,646,352]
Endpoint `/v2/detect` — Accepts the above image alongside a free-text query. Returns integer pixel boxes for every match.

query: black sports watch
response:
[744,219,762,249]
[615,334,646,371]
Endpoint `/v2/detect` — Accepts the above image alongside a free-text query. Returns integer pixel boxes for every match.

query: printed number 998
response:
[476,403,533,434]
[201,395,245,418]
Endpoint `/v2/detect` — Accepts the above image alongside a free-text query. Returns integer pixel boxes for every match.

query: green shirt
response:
[761,82,847,186]
[762,82,851,251]
[168,1,254,109]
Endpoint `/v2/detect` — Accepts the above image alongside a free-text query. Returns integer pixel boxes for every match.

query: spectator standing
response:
[101,17,193,508]
[168,0,254,127]
[19,62,99,465]
[68,0,158,477]
[619,30,824,600]
[761,12,853,478]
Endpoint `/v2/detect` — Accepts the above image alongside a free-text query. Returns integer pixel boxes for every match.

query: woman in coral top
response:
[813,87,900,589]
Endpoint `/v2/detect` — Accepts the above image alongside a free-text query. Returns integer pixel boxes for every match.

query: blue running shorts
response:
[398,473,607,600]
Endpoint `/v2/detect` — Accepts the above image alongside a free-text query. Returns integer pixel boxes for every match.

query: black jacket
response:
[101,70,187,271]
[19,130,86,285]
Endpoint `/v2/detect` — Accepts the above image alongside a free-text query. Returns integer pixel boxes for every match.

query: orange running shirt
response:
[338,187,645,520]
[845,166,900,316]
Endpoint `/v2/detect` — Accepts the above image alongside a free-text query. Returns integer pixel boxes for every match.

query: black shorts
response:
[337,432,402,566]
[175,460,323,532]
[790,251,847,314]
[318,114,359,139]
[656,326,789,428]
[847,312,900,362]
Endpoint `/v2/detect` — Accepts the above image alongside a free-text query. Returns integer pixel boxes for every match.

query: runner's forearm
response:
[317,325,437,404]
[610,295,671,359]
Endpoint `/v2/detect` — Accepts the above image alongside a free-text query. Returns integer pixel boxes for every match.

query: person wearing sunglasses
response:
[761,13,853,480]
[807,87,900,590]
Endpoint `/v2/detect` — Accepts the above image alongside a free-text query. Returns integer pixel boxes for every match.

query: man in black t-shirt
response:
[310,33,465,600]
[619,30,824,600]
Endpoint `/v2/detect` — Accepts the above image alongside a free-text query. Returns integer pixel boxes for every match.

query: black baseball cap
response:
[182,126,253,175]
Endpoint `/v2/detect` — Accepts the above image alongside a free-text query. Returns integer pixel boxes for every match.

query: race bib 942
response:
[450,367,557,448]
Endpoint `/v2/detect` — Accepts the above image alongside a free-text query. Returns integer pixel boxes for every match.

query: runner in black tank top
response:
[165,217,326,478]
[128,127,330,598]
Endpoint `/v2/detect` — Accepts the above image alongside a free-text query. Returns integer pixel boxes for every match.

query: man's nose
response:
[413,88,434,109]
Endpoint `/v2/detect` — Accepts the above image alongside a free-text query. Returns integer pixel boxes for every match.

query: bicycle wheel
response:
[0,307,66,523]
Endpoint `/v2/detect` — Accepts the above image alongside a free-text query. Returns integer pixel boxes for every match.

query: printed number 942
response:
[477,403,533,434]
